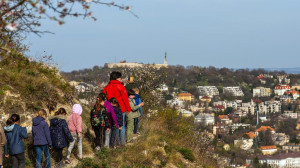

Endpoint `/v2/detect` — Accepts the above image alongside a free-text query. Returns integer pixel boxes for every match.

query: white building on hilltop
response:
[104,53,168,69]
[197,86,219,97]
[223,87,244,97]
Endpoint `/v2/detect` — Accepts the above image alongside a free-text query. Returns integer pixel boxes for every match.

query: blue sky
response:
[26,0,300,72]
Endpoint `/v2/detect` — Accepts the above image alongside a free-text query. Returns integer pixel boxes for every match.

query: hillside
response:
[0,52,76,123]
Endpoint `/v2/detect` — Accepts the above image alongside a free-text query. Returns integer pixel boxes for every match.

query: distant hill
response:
[264,67,300,74]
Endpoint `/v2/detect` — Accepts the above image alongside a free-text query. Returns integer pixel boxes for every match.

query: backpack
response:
[91,107,110,127]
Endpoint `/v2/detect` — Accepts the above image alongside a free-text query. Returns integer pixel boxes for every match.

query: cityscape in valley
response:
[65,59,300,168]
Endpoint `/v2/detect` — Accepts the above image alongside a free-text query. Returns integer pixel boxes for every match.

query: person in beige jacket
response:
[0,124,7,168]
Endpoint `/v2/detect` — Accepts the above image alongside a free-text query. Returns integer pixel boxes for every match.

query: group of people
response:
[0,71,144,168]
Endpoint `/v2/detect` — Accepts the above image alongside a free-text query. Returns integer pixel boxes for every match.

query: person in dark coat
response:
[50,108,74,168]
[109,98,123,147]
[4,114,28,168]
[32,109,52,168]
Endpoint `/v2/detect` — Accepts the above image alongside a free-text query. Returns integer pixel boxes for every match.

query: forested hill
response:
[62,65,300,100]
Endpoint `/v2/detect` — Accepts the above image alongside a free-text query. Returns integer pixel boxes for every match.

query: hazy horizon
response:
[26,0,300,72]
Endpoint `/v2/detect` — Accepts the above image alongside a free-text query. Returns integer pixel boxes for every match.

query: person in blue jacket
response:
[32,109,52,168]
[4,114,28,168]
[50,108,74,168]
[132,87,143,134]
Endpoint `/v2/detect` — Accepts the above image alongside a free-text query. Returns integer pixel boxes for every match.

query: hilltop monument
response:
[104,53,168,69]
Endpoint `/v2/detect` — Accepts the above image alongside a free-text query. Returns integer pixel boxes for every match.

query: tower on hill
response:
[164,52,168,65]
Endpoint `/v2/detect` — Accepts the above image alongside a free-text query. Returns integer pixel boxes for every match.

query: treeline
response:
[62,65,300,100]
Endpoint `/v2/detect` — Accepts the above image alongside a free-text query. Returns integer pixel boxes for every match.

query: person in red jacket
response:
[103,71,131,145]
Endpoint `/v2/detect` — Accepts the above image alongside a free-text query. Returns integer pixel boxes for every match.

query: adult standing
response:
[125,75,137,92]
[103,71,131,145]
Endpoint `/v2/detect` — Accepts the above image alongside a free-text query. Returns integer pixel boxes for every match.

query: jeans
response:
[134,117,139,134]
[93,126,105,148]
[104,128,111,148]
[120,113,126,145]
[35,145,51,168]
[67,133,82,159]
[11,152,25,168]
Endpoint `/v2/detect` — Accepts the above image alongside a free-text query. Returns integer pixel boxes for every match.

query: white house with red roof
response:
[274,85,290,96]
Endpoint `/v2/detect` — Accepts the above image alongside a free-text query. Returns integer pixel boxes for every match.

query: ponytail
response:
[96,93,107,111]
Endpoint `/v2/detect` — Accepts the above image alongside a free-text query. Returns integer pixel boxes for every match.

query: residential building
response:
[218,115,232,125]
[179,109,193,117]
[261,146,278,155]
[253,87,272,97]
[197,86,219,97]
[158,84,169,92]
[194,113,215,126]
[167,99,185,108]
[229,123,250,132]
[283,144,300,152]
[274,85,291,96]
[272,133,290,146]
[213,123,229,135]
[246,153,300,168]
[255,126,276,136]
[291,85,300,90]
[223,87,244,97]
[178,93,194,101]
[234,138,253,150]
[285,90,300,99]
[282,111,298,119]
[277,75,290,84]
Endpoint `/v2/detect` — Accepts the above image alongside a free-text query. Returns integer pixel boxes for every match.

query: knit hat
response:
[72,104,83,115]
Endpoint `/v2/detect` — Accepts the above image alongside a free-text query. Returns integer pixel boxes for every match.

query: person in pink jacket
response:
[65,104,83,164]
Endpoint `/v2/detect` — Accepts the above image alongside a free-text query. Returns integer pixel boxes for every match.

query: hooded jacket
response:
[112,106,123,128]
[50,115,74,149]
[68,104,83,135]
[103,80,131,113]
[4,124,27,155]
[104,101,118,128]
[134,94,143,116]
[32,116,52,146]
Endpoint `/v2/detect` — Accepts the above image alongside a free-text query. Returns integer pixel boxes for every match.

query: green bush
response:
[178,148,195,162]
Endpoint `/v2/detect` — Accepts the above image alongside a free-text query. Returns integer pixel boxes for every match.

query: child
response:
[4,114,28,168]
[50,108,74,168]
[32,109,52,168]
[109,98,123,147]
[90,94,110,151]
[0,123,6,168]
[66,104,83,164]
[132,87,143,134]
[127,90,144,143]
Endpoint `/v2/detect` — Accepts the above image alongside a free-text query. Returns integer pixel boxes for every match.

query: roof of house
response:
[260,146,277,150]
[255,126,275,132]
[178,93,192,97]
[202,96,211,99]
[257,74,264,79]
[275,85,290,90]
[245,132,256,139]
[285,90,300,95]
[214,105,225,109]
[219,115,229,120]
